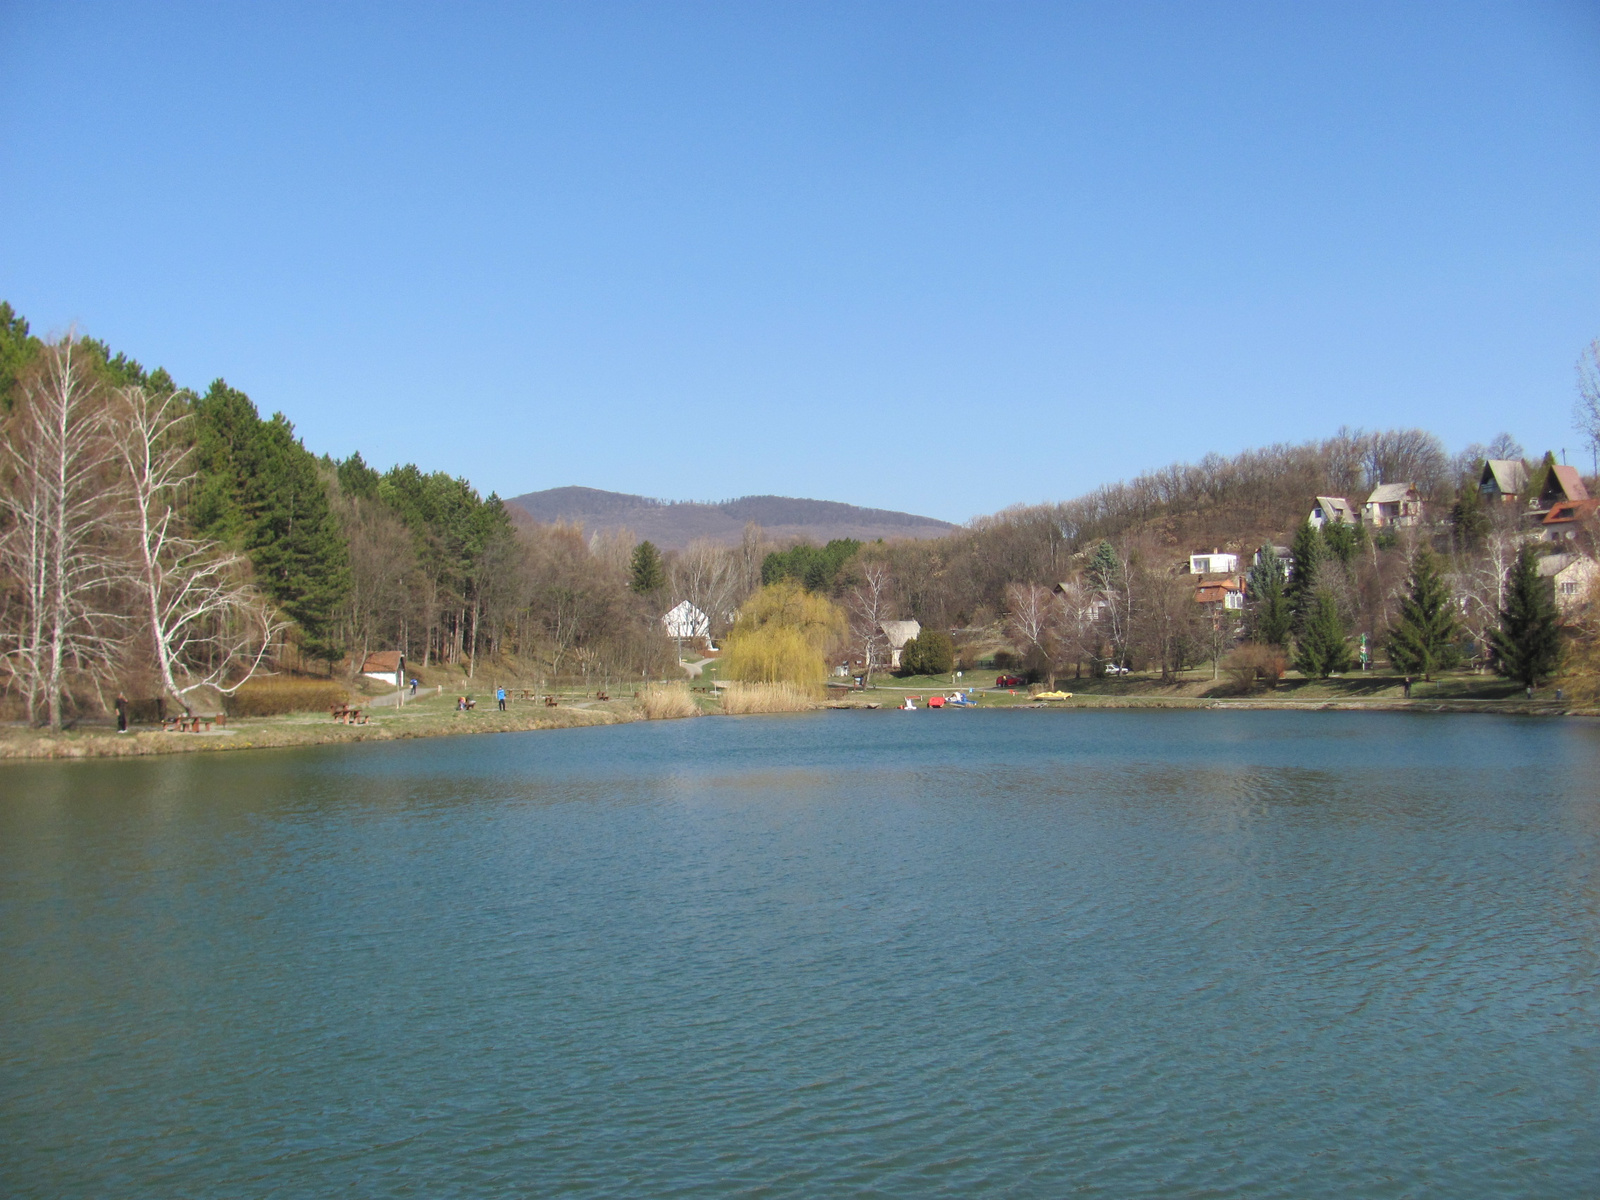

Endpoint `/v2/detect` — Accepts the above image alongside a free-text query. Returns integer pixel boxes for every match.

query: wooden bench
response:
[330,704,368,725]
[544,695,558,707]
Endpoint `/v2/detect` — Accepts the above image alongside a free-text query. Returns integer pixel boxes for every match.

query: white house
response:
[661,600,710,641]
[1363,483,1424,528]
[877,620,922,668]
[1537,554,1598,615]
[1189,551,1239,575]
[360,651,403,688]
[1309,496,1356,529]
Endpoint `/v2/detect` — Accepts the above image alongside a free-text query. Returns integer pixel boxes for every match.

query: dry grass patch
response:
[719,682,818,714]
[227,678,350,716]
[638,684,701,720]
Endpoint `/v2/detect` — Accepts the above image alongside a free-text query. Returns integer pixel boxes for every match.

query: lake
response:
[1,710,1597,1198]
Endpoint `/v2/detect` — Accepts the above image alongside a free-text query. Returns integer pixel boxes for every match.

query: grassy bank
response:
[0,689,635,760]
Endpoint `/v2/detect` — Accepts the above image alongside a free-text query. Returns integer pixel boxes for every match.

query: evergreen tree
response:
[336,451,382,500]
[191,380,351,668]
[1386,548,1461,680]
[0,301,41,413]
[1089,540,1119,593]
[1294,590,1352,678]
[900,629,955,675]
[1285,521,1326,631]
[1490,543,1562,687]
[630,540,666,595]
[1245,546,1292,646]
[1321,520,1361,565]
[1450,467,1490,548]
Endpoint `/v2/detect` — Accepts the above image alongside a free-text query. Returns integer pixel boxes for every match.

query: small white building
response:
[1309,496,1356,529]
[1189,551,1239,575]
[877,620,922,668]
[1537,554,1597,616]
[360,651,404,688]
[661,600,710,641]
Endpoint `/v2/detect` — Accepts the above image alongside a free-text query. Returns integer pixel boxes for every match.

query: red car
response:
[995,674,1025,687]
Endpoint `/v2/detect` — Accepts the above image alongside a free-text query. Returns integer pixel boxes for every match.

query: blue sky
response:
[3,2,1597,522]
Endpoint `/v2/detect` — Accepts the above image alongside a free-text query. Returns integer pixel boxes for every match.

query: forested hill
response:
[507,487,957,549]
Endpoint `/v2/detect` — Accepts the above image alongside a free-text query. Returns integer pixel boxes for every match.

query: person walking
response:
[496,685,506,712]
[115,692,129,733]
[409,677,418,697]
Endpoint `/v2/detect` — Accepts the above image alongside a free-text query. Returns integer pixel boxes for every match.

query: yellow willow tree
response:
[720,579,846,686]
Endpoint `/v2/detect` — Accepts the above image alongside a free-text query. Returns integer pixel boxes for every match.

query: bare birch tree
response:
[1004,581,1061,685]
[846,561,895,685]
[111,385,281,711]
[0,340,126,727]
[1577,338,1600,479]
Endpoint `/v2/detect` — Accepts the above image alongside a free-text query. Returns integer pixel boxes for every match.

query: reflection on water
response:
[2,711,1597,1198]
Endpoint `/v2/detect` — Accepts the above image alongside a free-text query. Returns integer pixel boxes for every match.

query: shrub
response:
[719,682,818,714]
[1222,644,1288,694]
[226,678,350,717]
[638,684,700,720]
[900,629,955,675]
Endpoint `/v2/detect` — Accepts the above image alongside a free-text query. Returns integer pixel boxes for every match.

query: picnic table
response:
[330,703,368,724]
[162,714,224,733]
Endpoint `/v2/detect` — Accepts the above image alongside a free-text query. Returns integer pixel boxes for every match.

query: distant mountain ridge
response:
[506,486,957,549]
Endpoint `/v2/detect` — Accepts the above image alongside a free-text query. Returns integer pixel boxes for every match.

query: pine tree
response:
[630,540,665,595]
[1245,546,1292,646]
[1286,520,1326,631]
[1490,543,1562,687]
[1294,590,1352,678]
[190,381,351,668]
[1387,548,1461,680]
[1450,467,1490,549]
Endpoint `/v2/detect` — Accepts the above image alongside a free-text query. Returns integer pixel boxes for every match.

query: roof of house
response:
[361,651,402,672]
[1194,578,1243,601]
[1544,498,1600,525]
[1313,495,1353,515]
[877,620,921,647]
[1480,459,1528,494]
[1366,483,1418,504]
[1548,464,1590,504]
[1535,553,1598,577]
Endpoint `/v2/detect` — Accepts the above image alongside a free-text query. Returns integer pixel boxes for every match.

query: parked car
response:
[1102,663,1131,676]
[994,674,1025,687]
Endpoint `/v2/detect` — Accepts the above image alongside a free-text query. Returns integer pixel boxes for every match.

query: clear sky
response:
[3,2,1597,522]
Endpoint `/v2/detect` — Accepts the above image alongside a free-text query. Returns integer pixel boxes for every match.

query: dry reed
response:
[226,678,350,717]
[718,682,818,714]
[638,683,701,720]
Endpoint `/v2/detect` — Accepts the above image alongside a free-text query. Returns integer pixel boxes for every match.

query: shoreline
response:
[2,691,1594,762]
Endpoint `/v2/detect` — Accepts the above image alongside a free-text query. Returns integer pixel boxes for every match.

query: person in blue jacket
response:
[496,685,506,711]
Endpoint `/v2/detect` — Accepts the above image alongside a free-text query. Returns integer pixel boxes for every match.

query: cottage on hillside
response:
[1188,551,1239,575]
[1479,459,1529,503]
[1537,553,1598,615]
[1253,545,1294,577]
[1194,577,1244,611]
[360,651,403,687]
[878,620,922,668]
[1363,483,1424,528]
[1532,464,1590,517]
[1308,496,1356,529]
[662,600,711,642]
[1541,498,1600,544]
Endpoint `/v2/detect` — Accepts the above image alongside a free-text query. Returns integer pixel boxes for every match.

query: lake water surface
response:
[2,710,1597,1198]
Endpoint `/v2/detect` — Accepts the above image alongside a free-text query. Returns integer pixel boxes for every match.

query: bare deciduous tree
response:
[1004,581,1061,685]
[0,340,125,727]
[1577,339,1600,478]
[112,385,282,710]
[846,560,895,685]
